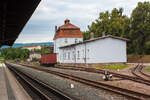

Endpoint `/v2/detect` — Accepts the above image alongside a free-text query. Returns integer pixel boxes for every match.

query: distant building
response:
[53,19,83,61]
[29,52,41,61]
[23,45,41,51]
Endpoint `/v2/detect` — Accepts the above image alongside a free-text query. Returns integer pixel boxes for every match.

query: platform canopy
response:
[0,0,41,47]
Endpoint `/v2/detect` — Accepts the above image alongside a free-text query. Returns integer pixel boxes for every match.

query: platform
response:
[0,63,31,100]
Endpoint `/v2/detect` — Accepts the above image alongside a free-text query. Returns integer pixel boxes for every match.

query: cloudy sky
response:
[15,0,147,43]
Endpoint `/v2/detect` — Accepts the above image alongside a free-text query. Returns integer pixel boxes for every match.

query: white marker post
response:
[70,84,74,88]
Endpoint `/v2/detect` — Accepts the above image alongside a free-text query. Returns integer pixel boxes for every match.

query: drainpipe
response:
[74,47,76,66]
[85,43,87,65]
[63,49,64,63]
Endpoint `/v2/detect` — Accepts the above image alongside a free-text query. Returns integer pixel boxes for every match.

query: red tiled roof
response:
[59,23,80,29]
[53,19,83,40]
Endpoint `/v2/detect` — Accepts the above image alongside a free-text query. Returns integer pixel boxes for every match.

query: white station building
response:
[54,19,128,64]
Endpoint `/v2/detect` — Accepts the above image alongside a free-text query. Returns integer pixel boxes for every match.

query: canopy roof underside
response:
[0,0,41,47]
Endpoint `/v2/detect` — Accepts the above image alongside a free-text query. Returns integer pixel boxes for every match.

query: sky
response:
[15,0,147,43]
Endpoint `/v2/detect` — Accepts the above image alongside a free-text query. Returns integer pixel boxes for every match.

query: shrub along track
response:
[6,62,150,100]
[6,63,73,100]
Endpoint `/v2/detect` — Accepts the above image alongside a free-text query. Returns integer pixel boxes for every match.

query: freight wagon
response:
[41,53,57,65]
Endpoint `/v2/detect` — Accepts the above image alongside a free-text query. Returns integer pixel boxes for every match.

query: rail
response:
[7,63,73,100]
[6,62,150,100]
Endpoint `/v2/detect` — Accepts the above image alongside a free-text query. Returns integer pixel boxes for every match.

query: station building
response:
[53,19,128,64]
[53,19,83,61]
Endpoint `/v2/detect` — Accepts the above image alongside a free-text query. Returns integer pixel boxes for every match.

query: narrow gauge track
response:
[7,64,73,100]
[131,64,150,80]
[137,65,150,79]
[7,62,150,100]
[54,65,150,86]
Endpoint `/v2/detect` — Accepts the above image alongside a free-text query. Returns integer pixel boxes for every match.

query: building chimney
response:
[65,19,70,24]
[55,26,57,33]
[90,32,94,39]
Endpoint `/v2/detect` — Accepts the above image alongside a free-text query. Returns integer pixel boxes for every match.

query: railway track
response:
[6,62,150,100]
[131,64,150,80]
[16,62,150,85]
[7,64,73,100]
[53,65,150,86]
[138,65,150,79]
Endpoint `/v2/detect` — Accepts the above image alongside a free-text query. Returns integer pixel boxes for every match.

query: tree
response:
[129,2,150,54]
[83,2,150,54]
[0,47,30,60]
[84,8,130,39]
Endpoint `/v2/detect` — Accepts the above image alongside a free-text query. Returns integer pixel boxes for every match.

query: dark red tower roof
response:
[53,19,83,40]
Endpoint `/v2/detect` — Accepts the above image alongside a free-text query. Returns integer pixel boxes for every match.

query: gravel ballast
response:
[8,63,105,100]
[7,62,137,100]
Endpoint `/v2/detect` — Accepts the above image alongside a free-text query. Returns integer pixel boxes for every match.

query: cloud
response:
[15,0,148,43]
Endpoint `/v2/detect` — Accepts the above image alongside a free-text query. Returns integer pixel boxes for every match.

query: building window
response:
[75,39,78,43]
[82,49,84,59]
[68,52,70,60]
[72,51,75,60]
[60,55,61,61]
[63,53,65,60]
[65,38,68,43]
[77,51,80,59]
[64,53,66,60]
[87,49,90,59]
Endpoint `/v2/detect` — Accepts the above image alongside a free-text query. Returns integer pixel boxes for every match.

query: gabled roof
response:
[60,35,128,48]
[53,19,83,40]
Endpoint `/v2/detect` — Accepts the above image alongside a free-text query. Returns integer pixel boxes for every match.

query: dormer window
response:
[65,38,68,43]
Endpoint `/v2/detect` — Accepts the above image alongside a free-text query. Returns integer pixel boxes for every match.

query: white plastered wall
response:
[54,37,83,62]
[59,37,127,63]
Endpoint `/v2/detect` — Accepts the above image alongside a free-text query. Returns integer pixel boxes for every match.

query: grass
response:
[93,64,128,70]
[103,64,128,70]
[0,57,4,63]
[31,62,41,66]
[146,67,150,72]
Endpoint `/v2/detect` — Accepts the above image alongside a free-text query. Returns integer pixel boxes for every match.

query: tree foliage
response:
[83,8,130,40]
[0,47,30,60]
[129,2,150,54]
[41,45,53,54]
[33,45,53,54]
[83,1,150,54]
